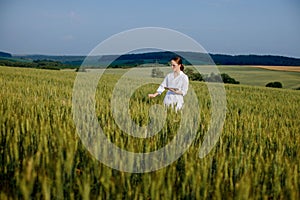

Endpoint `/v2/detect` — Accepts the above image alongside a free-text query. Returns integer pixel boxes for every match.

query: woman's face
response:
[171,60,181,72]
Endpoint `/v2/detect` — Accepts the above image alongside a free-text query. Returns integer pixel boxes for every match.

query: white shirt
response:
[157,71,189,110]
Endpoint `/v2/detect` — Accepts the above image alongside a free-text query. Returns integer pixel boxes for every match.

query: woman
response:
[148,56,189,110]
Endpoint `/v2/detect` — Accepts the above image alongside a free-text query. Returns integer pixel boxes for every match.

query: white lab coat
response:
[157,71,189,110]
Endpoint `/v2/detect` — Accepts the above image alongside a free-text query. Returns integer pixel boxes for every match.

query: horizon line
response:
[4,51,299,59]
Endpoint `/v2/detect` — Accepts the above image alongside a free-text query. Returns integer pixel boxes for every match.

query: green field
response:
[216,65,300,89]
[87,65,300,89]
[0,66,300,199]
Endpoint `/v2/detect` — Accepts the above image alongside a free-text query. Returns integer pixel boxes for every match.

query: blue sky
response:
[1,0,299,57]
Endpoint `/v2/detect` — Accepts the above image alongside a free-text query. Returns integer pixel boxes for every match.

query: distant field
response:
[5,63,299,89]
[94,65,300,89]
[205,65,300,89]
[253,65,300,72]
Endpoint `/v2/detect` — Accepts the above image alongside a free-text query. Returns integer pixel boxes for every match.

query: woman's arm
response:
[148,75,168,98]
[180,75,189,96]
[148,92,159,98]
[170,75,188,96]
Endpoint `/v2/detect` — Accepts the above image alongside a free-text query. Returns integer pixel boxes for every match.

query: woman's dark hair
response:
[171,56,184,71]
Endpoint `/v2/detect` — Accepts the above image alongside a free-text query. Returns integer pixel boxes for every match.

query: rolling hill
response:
[1,51,300,68]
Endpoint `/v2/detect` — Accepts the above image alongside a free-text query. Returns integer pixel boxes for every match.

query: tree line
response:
[0,59,72,70]
[151,68,240,84]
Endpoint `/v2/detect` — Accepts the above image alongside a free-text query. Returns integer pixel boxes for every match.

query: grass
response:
[0,66,299,199]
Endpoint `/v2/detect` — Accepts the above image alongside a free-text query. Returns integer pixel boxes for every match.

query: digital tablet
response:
[164,87,179,91]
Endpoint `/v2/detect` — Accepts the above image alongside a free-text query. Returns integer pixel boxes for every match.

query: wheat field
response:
[0,66,299,199]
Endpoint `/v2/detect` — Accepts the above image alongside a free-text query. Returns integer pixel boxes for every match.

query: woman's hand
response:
[148,93,159,98]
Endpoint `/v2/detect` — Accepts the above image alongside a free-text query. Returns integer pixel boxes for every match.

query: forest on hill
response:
[1,51,300,69]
